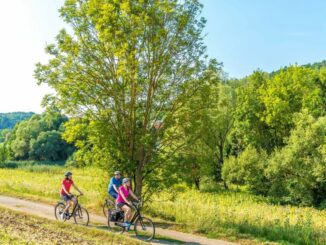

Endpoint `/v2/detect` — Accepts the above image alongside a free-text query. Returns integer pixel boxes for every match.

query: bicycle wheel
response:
[103,200,115,217]
[54,202,66,221]
[134,216,155,241]
[74,206,89,226]
[107,210,125,234]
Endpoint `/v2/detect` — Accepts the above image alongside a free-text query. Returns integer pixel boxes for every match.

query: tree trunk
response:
[134,165,143,197]
[194,177,200,190]
[223,181,228,190]
[216,143,224,181]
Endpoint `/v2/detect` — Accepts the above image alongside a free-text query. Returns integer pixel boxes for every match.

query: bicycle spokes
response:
[134,217,155,241]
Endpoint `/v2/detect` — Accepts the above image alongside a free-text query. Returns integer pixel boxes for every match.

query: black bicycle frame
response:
[129,206,141,224]
[65,195,80,218]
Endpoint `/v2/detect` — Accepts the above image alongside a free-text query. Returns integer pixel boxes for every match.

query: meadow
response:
[0,163,326,244]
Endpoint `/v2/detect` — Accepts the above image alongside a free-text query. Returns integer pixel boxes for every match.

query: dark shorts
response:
[61,194,73,202]
[117,202,129,209]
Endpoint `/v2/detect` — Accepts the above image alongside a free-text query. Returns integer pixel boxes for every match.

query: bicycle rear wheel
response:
[134,217,155,241]
[103,200,115,217]
[107,210,125,234]
[74,206,89,226]
[54,202,66,221]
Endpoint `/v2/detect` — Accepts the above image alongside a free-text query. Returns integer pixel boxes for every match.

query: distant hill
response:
[0,112,35,130]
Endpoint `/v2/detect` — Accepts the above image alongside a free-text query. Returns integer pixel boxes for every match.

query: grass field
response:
[0,206,144,244]
[0,163,326,244]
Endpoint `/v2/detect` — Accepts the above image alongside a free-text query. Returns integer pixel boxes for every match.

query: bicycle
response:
[102,198,115,217]
[54,194,89,226]
[107,202,155,241]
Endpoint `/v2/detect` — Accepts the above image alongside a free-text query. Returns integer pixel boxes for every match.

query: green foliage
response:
[0,143,9,164]
[224,111,326,205]
[233,71,273,151]
[0,112,34,130]
[0,129,11,143]
[7,111,72,161]
[222,146,269,194]
[259,66,323,138]
[234,66,325,153]
[266,111,326,205]
[29,131,73,161]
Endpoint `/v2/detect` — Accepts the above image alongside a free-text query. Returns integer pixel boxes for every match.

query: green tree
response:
[8,112,71,161]
[234,66,324,153]
[259,66,324,144]
[222,145,269,194]
[233,71,273,151]
[35,0,207,196]
[29,131,72,161]
[9,115,46,159]
[0,129,11,143]
[0,143,9,164]
[266,111,326,205]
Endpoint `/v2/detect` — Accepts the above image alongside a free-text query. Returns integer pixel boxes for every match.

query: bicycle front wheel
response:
[134,217,155,241]
[54,203,66,221]
[74,206,89,226]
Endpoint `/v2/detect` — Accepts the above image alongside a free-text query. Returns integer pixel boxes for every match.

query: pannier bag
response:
[109,210,124,222]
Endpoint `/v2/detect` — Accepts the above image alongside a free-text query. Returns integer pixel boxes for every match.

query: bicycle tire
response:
[134,216,155,241]
[107,210,125,234]
[54,202,66,221]
[74,206,89,226]
[103,200,115,217]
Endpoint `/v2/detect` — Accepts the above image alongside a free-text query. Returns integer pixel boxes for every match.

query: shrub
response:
[266,112,326,205]
[222,145,269,194]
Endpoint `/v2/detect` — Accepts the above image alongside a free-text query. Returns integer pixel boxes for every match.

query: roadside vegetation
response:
[0,206,144,245]
[1,164,326,244]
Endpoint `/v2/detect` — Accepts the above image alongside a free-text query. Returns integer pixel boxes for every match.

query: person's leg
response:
[121,205,132,222]
[71,196,77,211]
[63,195,71,213]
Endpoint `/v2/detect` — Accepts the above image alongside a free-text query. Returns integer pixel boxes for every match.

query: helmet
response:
[65,171,72,177]
[114,171,121,175]
[122,178,130,183]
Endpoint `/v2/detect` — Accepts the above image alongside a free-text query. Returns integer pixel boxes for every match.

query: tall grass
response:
[0,166,108,210]
[0,165,326,244]
[146,188,326,244]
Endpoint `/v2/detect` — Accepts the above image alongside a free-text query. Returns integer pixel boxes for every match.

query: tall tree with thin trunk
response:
[35,0,206,196]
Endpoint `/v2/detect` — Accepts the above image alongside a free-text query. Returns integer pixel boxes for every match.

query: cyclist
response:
[116,178,140,229]
[60,171,83,219]
[108,171,122,199]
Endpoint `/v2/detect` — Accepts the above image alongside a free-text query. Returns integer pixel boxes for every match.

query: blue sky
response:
[0,0,325,112]
[201,0,326,78]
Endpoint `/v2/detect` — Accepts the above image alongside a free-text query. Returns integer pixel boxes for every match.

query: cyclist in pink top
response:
[116,178,140,228]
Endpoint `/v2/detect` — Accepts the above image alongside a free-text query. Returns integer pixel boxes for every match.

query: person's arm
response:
[61,184,70,196]
[113,184,119,193]
[129,190,139,202]
[72,183,83,195]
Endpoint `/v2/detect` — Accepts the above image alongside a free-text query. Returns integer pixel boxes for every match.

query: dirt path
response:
[0,195,237,245]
